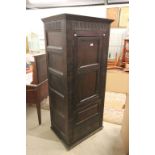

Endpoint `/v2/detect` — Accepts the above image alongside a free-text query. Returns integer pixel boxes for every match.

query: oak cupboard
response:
[42,14,113,148]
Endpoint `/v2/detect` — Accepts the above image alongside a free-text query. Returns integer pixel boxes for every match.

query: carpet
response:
[40,96,50,110]
[104,92,126,125]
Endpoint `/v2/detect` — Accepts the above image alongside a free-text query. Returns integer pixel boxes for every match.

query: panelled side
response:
[43,19,68,142]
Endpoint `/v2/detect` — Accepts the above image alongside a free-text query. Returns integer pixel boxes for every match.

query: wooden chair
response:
[26,54,48,125]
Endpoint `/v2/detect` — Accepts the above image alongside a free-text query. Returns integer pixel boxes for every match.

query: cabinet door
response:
[72,36,104,142]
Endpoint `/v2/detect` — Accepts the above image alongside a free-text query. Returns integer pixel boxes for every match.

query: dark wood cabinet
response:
[42,14,113,148]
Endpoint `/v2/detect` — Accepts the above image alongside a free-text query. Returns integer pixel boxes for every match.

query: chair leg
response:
[36,101,41,125]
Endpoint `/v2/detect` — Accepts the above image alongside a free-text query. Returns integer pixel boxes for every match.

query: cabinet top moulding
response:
[42,13,114,23]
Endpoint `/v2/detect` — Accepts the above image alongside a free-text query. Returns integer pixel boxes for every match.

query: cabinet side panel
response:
[43,19,68,141]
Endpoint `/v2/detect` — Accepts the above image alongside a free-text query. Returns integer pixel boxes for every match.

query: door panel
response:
[74,36,102,105]
[73,36,103,140]
[77,71,97,101]
[77,37,100,67]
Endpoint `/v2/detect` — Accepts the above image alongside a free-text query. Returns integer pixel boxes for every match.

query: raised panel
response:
[48,52,64,72]
[50,92,65,116]
[77,71,98,101]
[76,103,99,124]
[47,31,63,46]
[53,110,65,133]
[73,114,100,142]
[48,73,65,95]
[77,95,99,108]
[77,37,100,67]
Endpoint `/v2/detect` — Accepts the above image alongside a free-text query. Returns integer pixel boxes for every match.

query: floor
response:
[26,106,125,155]
[104,92,126,125]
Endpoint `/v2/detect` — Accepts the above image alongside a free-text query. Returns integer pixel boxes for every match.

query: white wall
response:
[26,5,107,36]
[26,4,129,55]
